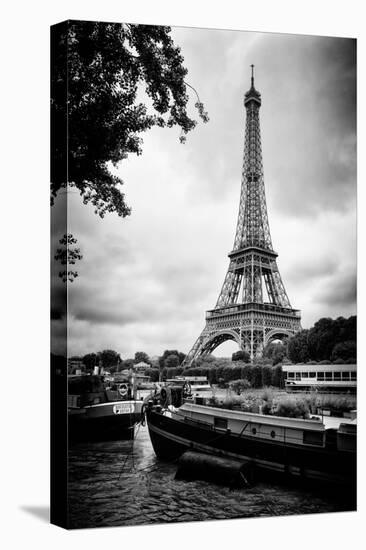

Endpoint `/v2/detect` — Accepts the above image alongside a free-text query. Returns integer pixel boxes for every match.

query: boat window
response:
[325,372,332,380]
[309,372,316,378]
[270,430,276,438]
[334,372,341,380]
[287,372,294,378]
[252,427,257,435]
[302,372,309,378]
[351,372,357,380]
[341,372,350,380]
[317,372,325,380]
[303,430,324,446]
[214,417,228,430]
[295,372,301,380]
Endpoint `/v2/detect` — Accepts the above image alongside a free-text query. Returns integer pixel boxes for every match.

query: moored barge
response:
[146,398,356,488]
[68,374,143,442]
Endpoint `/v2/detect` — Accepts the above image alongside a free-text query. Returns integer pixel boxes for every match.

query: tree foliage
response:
[272,397,310,419]
[73,345,288,388]
[287,316,356,363]
[165,366,184,379]
[262,340,287,366]
[287,330,310,364]
[159,350,186,368]
[183,359,284,389]
[331,340,357,362]
[231,350,250,363]
[51,21,209,217]
[82,352,97,372]
[134,351,151,364]
[98,349,121,369]
[164,354,180,369]
[228,378,251,395]
[144,367,160,382]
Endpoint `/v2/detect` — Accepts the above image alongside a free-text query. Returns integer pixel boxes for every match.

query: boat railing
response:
[172,409,212,427]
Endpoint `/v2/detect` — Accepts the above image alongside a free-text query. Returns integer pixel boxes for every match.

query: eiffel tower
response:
[183,66,301,365]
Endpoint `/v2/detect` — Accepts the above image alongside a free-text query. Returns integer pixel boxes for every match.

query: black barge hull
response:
[69,401,143,442]
[147,410,356,489]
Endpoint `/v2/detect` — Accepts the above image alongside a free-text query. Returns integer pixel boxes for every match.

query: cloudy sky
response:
[52,26,356,359]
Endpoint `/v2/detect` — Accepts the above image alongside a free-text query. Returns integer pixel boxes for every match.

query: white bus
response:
[282,364,356,392]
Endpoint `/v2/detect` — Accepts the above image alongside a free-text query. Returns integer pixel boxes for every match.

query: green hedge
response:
[183,362,284,388]
[144,362,285,388]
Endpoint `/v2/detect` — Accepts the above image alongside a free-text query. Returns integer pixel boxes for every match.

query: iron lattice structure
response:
[183,67,301,365]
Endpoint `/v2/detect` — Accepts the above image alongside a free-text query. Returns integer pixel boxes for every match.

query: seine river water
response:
[68,418,355,529]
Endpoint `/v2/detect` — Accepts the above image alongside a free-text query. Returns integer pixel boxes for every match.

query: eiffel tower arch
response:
[183,66,302,365]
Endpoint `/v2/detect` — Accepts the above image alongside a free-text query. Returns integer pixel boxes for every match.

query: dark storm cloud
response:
[313,271,356,308]
[286,257,339,284]
[175,31,356,220]
[73,302,141,325]
[69,256,217,328]
[261,35,356,219]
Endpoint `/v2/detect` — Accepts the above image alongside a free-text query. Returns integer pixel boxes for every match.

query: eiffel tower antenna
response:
[183,67,301,365]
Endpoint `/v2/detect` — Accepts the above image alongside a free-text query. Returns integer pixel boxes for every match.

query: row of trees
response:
[231,344,286,367]
[228,315,357,367]
[286,316,356,364]
[184,361,284,388]
[137,361,284,388]
[70,348,284,389]
[69,348,186,374]
[69,350,122,372]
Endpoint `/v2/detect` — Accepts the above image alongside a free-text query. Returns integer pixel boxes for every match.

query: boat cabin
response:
[172,402,325,447]
[169,402,355,452]
[68,374,135,408]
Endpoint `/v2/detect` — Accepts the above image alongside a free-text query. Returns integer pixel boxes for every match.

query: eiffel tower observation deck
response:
[183,66,302,365]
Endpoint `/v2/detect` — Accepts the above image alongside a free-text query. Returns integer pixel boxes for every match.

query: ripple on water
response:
[67,424,354,529]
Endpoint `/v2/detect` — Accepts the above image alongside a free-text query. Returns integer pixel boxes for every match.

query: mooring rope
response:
[117,420,143,481]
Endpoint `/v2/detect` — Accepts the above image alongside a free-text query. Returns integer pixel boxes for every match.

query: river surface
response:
[68,419,355,529]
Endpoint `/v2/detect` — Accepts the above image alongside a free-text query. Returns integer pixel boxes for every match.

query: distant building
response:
[134,361,150,373]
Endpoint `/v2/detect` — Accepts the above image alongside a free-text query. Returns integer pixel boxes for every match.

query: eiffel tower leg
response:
[183,324,244,367]
[182,325,210,367]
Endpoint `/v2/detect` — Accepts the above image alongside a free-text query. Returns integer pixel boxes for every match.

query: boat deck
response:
[312,415,357,429]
